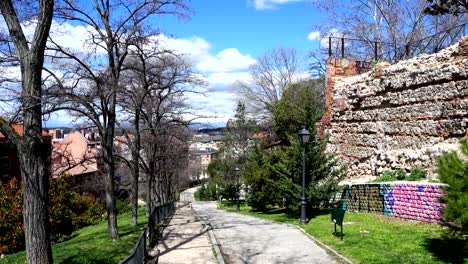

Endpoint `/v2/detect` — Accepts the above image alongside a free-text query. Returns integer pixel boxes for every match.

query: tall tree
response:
[44,0,189,239]
[243,80,344,212]
[234,47,301,125]
[118,42,203,225]
[311,0,465,63]
[0,0,54,263]
[425,0,468,16]
[224,102,257,164]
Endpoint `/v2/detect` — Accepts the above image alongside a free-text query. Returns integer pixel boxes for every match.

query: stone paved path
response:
[158,188,338,264]
[156,201,217,264]
[188,189,337,264]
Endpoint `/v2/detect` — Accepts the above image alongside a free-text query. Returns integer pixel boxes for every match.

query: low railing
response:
[118,228,147,264]
[148,203,176,247]
[118,202,175,264]
[325,23,467,63]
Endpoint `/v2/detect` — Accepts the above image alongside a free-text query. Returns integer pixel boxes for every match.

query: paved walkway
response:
[193,201,337,264]
[156,202,217,264]
[157,188,337,264]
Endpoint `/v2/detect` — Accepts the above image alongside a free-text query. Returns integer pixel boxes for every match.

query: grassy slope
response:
[3,207,147,264]
[219,202,467,264]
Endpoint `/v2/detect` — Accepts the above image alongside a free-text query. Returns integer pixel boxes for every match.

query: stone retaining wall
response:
[341,183,444,223]
[325,37,468,181]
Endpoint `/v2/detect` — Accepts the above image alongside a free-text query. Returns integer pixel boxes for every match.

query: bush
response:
[0,178,24,254]
[374,169,406,182]
[116,199,131,214]
[395,169,406,180]
[0,177,105,253]
[72,193,104,229]
[49,178,105,242]
[438,139,468,235]
[194,183,218,201]
[407,168,427,181]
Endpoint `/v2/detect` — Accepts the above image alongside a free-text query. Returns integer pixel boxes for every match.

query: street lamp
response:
[298,128,310,224]
[235,167,240,212]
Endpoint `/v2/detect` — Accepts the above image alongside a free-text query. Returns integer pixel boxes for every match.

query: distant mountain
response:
[189,122,226,130]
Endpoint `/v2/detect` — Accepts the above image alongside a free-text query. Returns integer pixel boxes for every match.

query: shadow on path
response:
[156,228,209,258]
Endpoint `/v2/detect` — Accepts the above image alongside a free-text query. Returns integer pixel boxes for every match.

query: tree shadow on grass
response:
[308,208,332,220]
[59,255,110,264]
[423,236,468,264]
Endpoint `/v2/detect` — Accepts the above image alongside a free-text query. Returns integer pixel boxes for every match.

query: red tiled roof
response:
[0,124,51,140]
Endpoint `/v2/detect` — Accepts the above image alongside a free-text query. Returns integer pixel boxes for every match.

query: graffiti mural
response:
[343,183,444,223]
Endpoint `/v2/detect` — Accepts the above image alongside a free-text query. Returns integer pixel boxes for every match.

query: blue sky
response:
[146,0,325,126]
[156,0,323,57]
[1,0,326,128]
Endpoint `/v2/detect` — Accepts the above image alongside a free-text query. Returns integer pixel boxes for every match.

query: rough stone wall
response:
[342,183,444,223]
[326,37,468,181]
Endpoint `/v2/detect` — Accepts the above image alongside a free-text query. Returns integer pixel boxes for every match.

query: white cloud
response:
[320,28,347,47]
[156,34,255,74]
[185,91,237,124]
[197,48,255,73]
[251,0,304,10]
[155,34,211,62]
[0,19,107,55]
[206,71,251,87]
[48,21,107,55]
[1,18,252,127]
[307,31,320,41]
[155,34,255,123]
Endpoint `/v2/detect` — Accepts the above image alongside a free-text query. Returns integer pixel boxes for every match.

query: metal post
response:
[341,38,345,58]
[300,145,307,224]
[235,167,240,213]
[328,37,332,57]
[374,41,378,61]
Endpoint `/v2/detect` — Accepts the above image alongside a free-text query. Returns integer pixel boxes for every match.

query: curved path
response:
[187,189,337,264]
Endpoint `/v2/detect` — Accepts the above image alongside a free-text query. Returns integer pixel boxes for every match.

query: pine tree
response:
[438,139,468,235]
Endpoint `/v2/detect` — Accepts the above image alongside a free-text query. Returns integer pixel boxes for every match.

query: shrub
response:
[116,199,131,214]
[0,177,105,253]
[0,178,24,254]
[194,183,218,201]
[407,168,427,181]
[374,169,406,182]
[395,169,406,180]
[438,139,468,235]
[71,193,104,229]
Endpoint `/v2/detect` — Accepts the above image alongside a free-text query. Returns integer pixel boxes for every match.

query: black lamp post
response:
[298,128,310,224]
[235,167,240,212]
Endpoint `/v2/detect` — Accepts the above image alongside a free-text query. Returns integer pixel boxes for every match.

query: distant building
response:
[0,124,51,183]
[189,133,224,151]
[51,131,100,178]
[188,148,217,180]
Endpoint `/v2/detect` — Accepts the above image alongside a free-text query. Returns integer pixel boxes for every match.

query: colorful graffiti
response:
[344,183,444,223]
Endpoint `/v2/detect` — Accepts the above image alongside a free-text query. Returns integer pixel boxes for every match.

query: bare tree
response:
[0,0,54,263]
[311,0,466,62]
[43,0,190,239]
[233,47,301,125]
[117,39,203,225]
[134,53,204,215]
[425,0,468,16]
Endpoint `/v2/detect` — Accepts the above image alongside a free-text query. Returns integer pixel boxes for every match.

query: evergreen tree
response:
[438,139,468,235]
[243,80,344,212]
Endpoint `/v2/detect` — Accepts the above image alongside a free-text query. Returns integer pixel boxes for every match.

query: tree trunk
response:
[130,112,141,226]
[102,114,119,239]
[0,0,55,262]
[19,66,53,264]
[146,159,154,217]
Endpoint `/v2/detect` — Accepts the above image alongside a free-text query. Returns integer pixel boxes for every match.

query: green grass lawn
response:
[2,207,148,264]
[219,201,468,264]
